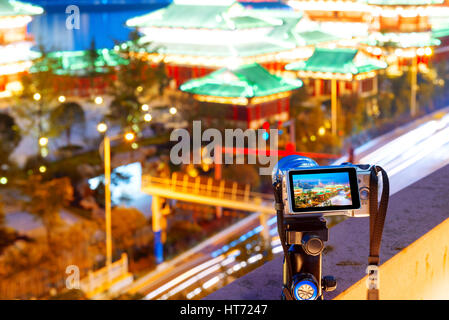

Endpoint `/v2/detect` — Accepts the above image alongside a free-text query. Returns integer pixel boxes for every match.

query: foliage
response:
[0,112,22,166]
[165,218,203,258]
[223,164,260,189]
[0,219,101,300]
[48,289,87,300]
[291,89,338,153]
[106,31,169,132]
[13,46,59,138]
[0,197,31,255]
[109,207,147,259]
[20,176,74,251]
[91,170,132,208]
[49,102,86,147]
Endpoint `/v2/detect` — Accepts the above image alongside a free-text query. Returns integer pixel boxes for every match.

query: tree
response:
[13,46,59,139]
[109,207,147,260]
[0,197,31,255]
[20,176,74,252]
[223,164,260,189]
[106,30,169,133]
[0,113,21,166]
[291,88,338,154]
[49,102,86,147]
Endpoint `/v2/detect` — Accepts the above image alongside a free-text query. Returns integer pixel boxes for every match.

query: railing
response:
[142,173,274,204]
[80,253,129,298]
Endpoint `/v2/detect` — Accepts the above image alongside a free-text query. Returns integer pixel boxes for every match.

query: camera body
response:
[282,164,373,218]
[272,156,383,300]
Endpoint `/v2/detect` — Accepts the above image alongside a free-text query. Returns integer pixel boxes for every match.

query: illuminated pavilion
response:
[179,63,303,129]
[0,0,43,97]
[287,0,449,63]
[30,49,127,97]
[361,0,448,116]
[286,47,387,135]
[126,0,340,86]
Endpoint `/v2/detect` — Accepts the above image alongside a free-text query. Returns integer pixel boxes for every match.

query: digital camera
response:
[282,164,373,218]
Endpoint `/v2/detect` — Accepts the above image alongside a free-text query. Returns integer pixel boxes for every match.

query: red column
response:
[285,97,290,114]
[247,105,252,129]
[256,104,261,123]
[174,65,179,86]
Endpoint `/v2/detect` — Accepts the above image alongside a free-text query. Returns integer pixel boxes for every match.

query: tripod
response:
[282,217,336,300]
[273,185,336,300]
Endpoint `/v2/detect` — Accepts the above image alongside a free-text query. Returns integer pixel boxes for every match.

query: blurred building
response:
[126,0,340,86]
[0,0,43,97]
[180,63,302,129]
[286,47,386,105]
[30,49,127,97]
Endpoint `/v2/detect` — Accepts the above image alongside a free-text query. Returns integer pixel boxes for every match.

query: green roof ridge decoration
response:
[286,47,387,75]
[180,63,302,98]
[0,0,43,17]
[365,0,443,6]
[30,49,128,76]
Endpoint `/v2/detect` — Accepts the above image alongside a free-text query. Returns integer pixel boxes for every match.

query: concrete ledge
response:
[205,163,449,300]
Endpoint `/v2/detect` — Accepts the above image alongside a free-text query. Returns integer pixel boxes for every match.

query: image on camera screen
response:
[292,172,353,209]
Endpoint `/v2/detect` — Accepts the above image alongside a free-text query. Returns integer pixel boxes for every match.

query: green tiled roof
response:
[180,63,302,98]
[31,49,128,76]
[286,48,387,75]
[366,0,443,5]
[145,39,288,57]
[0,0,43,16]
[126,0,276,30]
[432,27,449,39]
[296,30,341,46]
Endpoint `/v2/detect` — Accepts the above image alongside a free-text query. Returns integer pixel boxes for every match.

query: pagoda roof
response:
[180,63,302,98]
[127,1,339,59]
[137,25,338,58]
[286,48,387,75]
[126,0,281,30]
[0,0,43,16]
[295,30,341,46]
[31,49,127,76]
[365,0,443,6]
[145,40,288,57]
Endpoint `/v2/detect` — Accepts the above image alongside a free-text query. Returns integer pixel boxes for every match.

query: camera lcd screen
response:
[288,167,361,213]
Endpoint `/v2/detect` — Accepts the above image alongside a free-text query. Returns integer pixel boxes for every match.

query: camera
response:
[283,164,373,218]
[272,156,387,300]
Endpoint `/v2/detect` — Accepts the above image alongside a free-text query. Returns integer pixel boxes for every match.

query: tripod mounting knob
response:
[301,234,324,256]
[322,275,337,292]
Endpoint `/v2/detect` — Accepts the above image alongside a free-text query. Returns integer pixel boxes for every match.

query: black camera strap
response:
[367,166,390,300]
[273,183,294,300]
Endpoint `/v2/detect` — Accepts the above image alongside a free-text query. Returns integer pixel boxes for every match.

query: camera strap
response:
[273,183,294,300]
[367,166,389,300]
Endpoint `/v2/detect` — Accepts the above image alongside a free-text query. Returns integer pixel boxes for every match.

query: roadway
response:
[128,106,449,300]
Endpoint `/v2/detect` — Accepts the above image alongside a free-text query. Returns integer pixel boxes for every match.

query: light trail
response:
[159,252,240,300]
[359,113,449,178]
[147,222,282,300]
[143,255,226,300]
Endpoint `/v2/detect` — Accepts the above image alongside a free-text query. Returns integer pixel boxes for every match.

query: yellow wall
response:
[336,217,449,300]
